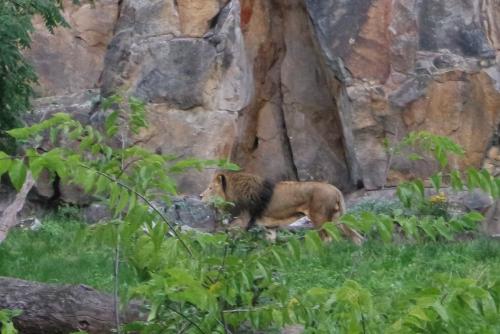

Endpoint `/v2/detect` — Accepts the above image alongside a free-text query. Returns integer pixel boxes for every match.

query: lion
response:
[200,171,364,245]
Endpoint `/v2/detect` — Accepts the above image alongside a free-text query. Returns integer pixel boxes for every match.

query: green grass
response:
[2,216,500,324]
[0,215,137,291]
[285,237,500,324]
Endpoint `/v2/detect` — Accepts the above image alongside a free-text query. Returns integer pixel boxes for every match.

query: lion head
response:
[201,172,274,222]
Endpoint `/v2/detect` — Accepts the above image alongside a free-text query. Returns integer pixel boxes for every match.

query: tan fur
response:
[201,172,364,245]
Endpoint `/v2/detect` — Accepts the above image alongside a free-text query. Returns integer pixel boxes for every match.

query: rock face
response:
[164,196,219,232]
[26,0,500,196]
[99,0,247,191]
[24,0,119,97]
[304,0,500,189]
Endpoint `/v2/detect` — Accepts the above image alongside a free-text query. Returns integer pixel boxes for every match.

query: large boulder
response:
[99,0,251,193]
[24,0,119,97]
[164,196,219,232]
[304,0,500,189]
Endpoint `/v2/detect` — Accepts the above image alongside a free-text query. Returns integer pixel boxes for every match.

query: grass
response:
[285,237,500,324]
[287,238,500,291]
[0,214,137,292]
[2,215,500,325]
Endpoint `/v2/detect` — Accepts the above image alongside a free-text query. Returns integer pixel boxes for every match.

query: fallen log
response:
[0,277,143,334]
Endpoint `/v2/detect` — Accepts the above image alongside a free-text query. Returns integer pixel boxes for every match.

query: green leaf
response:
[450,170,463,191]
[101,94,123,110]
[398,217,418,239]
[104,110,119,137]
[419,219,437,241]
[408,306,430,321]
[467,169,481,190]
[257,261,270,283]
[82,171,96,193]
[433,218,453,241]
[430,173,442,192]
[376,215,394,243]
[434,145,448,168]
[305,230,323,254]
[115,190,130,216]
[288,238,301,261]
[481,292,497,321]
[29,155,45,179]
[0,152,12,178]
[408,153,423,161]
[432,302,449,322]
[322,222,342,242]
[271,249,286,268]
[8,159,27,191]
[49,126,59,144]
[413,179,425,199]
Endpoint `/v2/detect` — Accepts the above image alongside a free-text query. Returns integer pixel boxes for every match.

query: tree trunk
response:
[0,172,35,244]
[0,277,143,334]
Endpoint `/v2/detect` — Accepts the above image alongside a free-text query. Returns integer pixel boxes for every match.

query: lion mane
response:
[201,171,364,245]
[201,172,274,229]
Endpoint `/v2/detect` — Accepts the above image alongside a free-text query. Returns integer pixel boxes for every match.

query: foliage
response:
[0,0,71,152]
[383,131,464,171]
[286,238,500,333]
[348,198,403,217]
[4,216,500,333]
[386,131,500,219]
[1,100,498,332]
[0,309,21,334]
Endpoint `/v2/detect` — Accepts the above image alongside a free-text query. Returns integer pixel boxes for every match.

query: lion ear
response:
[217,173,227,192]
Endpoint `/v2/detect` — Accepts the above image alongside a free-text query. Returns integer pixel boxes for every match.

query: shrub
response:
[0,0,68,152]
[1,103,498,332]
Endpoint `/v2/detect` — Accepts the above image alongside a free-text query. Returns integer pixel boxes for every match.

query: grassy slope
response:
[0,216,136,291]
[1,218,500,318]
[285,238,500,325]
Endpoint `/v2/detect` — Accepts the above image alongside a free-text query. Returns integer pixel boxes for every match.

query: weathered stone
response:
[281,0,350,189]
[165,195,218,232]
[59,184,94,206]
[82,203,111,224]
[24,0,119,97]
[133,39,217,109]
[114,0,179,37]
[231,0,298,184]
[462,189,494,212]
[29,90,99,125]
[135,105,237,192]
[483,200,500,237]
[100,0,250,193]
[31,170,55,200]
[177,0,227,37]
[305,0,500,189]
[23,0,500,202]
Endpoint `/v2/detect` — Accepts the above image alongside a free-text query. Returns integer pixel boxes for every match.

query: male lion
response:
[200,172,364,245]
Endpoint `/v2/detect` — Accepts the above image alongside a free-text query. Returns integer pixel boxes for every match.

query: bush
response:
[1,103,498,332]
[0,0,67,152]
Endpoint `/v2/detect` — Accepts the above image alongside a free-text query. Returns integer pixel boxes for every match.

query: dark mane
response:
[217,171,275,230]
[243,178,274,230]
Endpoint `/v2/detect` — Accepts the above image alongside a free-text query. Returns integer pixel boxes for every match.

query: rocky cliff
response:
[24,0,500,194]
